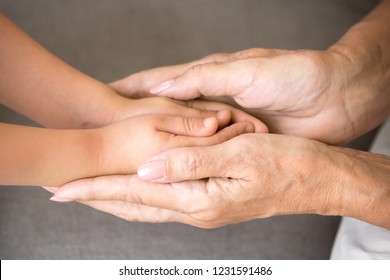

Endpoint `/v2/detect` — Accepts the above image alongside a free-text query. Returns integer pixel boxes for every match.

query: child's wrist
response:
[59,128,106,185]
[77,87,135,128]
[91,123,136,178]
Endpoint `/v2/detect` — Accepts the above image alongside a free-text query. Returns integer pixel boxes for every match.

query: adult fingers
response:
[80,200,190,224]
[109,48,282,99]
[108,53,233,98]
[137,145,229,183]
[41,186,58,193]
[50,175,171,203]
[226,48,289,61]
[149,60,254,101]
[80,200,225,228]
[49,175,209,217]
[108,64,192,98]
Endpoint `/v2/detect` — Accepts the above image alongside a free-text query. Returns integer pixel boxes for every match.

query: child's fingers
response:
[156,115,220,137]
[159,98,233,129]
[131,98,232,129]
[173,104,231,129]
[189,99,268,133]
[173,121,255,147]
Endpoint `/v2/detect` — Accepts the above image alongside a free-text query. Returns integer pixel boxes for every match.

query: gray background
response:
[0,0,380,259]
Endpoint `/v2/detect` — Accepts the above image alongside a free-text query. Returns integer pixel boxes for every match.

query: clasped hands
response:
[45,47,390,229]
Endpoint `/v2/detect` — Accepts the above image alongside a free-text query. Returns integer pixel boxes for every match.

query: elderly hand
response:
[46,133,390,229]
[110,46,389,145]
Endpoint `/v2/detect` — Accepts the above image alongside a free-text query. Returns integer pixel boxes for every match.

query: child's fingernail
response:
[50,195,74,203]
[137,160,166,180]
[150,80,174,94]
[203,117,215,128]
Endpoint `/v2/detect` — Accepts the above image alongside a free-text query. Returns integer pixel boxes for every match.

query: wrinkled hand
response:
[110,48,373,144]
[46,133,346,228]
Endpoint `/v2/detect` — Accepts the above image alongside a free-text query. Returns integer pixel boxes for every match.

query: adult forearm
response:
[0,13,124,129]
[328,0,390,137]
[312,145,390,229]
[0,123,101,186]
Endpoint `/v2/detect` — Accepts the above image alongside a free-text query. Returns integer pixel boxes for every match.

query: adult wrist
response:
[325,42,390,140]
[324,145,390,229]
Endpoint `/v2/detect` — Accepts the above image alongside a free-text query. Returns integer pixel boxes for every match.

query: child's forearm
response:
[0,123,102,186]
[0,13,125,129]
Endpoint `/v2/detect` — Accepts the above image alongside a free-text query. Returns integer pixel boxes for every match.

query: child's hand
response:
[96,114,255,176]
[111,96,268,133]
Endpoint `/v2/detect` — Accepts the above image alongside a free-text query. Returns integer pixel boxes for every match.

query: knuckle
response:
[122,177,146,205]
[185,65,205,93]
[181,117,195,135]
[200,52,229,62]
[123,191,145,205]
[230,48,261,60]
[187,64,203,79]
[176,148,206,178]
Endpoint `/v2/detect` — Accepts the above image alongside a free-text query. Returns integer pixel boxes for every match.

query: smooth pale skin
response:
[0,13,266,186]
[51,1,390,229]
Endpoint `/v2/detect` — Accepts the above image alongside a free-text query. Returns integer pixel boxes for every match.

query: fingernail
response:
[137,160,166,180]
[42,186,56,194]
[149,80,174,94]
[203,117,215,128]
[50,195,74,203]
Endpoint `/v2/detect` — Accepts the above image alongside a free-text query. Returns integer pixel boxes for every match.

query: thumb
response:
[108,63,192,98]
[149,61,251,100]
[137,145,227,183]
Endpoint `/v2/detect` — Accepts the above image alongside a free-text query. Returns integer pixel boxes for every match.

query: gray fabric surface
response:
[0,0,379,259]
